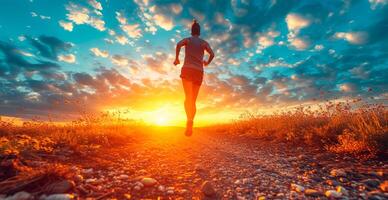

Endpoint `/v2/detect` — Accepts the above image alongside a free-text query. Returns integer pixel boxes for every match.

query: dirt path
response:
[67,127,387,199]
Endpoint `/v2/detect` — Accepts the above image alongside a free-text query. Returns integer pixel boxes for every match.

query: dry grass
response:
[0,112,143,157]
[224,99,388,157]
[1,100,387,159]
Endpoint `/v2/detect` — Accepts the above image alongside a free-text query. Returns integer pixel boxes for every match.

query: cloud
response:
[107,29,115,36]
[115,35,129,45]
[314,44,324,51]
[40,15,51,20]
[18,35,26,42]
[31,11,51,20]
[170,4,183,14]
[90,47,109,58]
[88,0,102,10]
[104,38,114,44]
[66,3,89,24]
[59,20,73,31]
[58,54,76,63]
[120,24,142,38]
[134,0,178,33]
[65,2,106,31]
[289,37,310,50]
[369,0,387,10]
[73,72,95,86]
[111,55,129,66]
[255,59,294,69]
[15,50,34,57]
[89,17,105,31]
[115,12,142,38]
[0,41,62,80]
[29,36,73,60]
[115,12,127,24]
[285,13,312,50]
[257,28,280,50]
[215,12,232,30]
[153,14,174,31]
[339,83,356,92]
[142,52,170,74]
[334,32,368,44]
[286,13,311,33]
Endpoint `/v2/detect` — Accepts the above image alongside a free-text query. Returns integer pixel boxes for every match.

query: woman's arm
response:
[174,38,188,65]
[204,42,214,66]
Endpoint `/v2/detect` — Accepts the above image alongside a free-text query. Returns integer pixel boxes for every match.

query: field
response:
[0,100,387,199]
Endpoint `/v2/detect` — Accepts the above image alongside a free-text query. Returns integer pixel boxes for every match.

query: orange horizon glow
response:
[1,97,382,127]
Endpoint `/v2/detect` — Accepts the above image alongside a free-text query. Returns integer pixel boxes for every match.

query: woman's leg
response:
[190,83,201,121]
[182,79,193,121]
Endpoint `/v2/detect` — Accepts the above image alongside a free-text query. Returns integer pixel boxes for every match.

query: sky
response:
[0,0,387,126]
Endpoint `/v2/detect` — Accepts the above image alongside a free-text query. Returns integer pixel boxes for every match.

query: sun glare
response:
[155,117,168,126]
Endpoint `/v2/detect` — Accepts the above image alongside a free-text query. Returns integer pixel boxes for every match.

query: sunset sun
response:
[154,116,168,126]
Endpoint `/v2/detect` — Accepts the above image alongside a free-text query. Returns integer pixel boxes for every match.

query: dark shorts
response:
[180,67,203,86]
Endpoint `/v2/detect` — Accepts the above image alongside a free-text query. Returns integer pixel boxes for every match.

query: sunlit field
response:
[218,99,388,157]
[1,99,387,199]
[1,99,386,158]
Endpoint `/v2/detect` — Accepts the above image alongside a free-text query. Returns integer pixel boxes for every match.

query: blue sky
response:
[0,0,387,123]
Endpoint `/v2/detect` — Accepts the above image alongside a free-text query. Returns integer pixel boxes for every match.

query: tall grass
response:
[1,100,387,157]
[228,99,387,157]
[0,112,143,157]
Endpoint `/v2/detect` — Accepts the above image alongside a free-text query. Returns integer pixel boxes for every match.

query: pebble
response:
[179,189,188,194]
[166,190,174,195]
[242,178,250,184]
[290,191,298,198]
[140,177,157,187]
[124,194,131,199]
[325,190,342,198]
[362,179,381,188]
[157,185,165,192]
[298,155,308,160]
[326,179,340,186]
[380,181,388,192]
[287,157,297,162]
[5,191,32,200]
[48,180,75,194]
[367,193,385,200]
[85,178,97,183]
[201,181,216,196]
[42,194,75,200]
[290,183,305,193]
[330,169,347,177]
[337,185,349,196]
[276,193,284,197]
[133,185,142,191]
[134,181,144,187]
[82,168,93,174]
[305,189,322,197]
[73,174,83,183]
[369,196,384,200]
[117,174,129,180]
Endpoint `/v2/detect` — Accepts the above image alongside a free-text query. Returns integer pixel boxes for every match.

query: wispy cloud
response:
[90,47,109,58]
[59,20,73,31]
[58,54,76,63]
[65,2,106,31]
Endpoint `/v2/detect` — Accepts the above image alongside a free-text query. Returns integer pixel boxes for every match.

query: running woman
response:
[174,20,215,136]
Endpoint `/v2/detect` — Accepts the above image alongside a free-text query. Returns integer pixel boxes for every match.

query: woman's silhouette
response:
[174,20,214,136]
